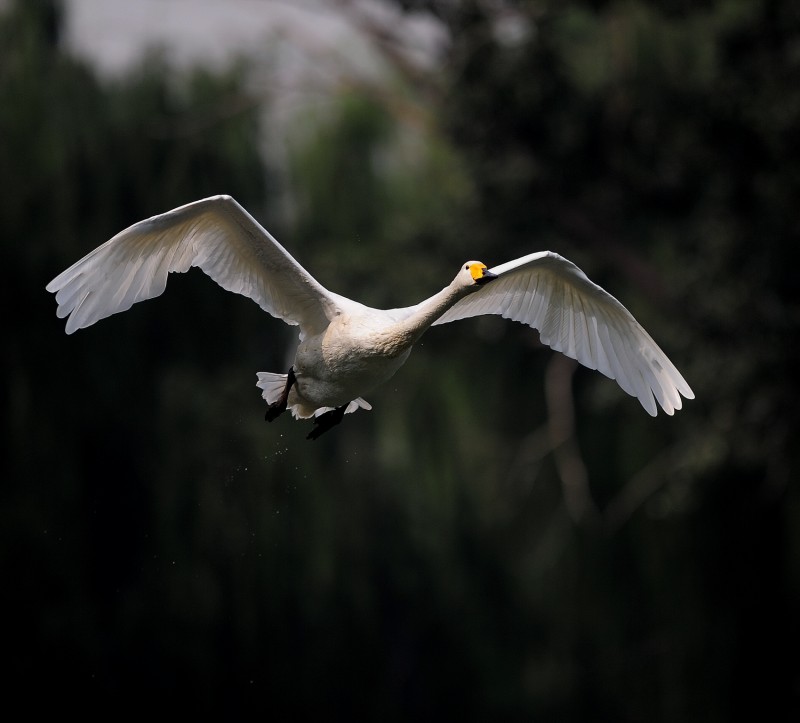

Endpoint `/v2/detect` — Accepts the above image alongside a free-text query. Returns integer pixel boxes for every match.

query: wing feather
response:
[46,195,335,336]
[434,251,693,415]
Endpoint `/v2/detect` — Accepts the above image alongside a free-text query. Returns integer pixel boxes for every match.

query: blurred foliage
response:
[2,0,799,720]
[287,89,475,304]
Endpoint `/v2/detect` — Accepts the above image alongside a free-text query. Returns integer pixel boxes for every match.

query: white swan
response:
[46,195,694,439]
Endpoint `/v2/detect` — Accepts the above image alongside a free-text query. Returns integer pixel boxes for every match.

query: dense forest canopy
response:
[2,0,798,719]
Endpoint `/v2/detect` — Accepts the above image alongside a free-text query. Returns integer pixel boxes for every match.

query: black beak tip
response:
[477,270,498,285]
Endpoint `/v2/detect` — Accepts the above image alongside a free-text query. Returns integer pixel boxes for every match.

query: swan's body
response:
[46,195,693,438]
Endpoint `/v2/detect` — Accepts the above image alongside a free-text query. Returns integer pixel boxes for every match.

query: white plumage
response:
[46,195,693,438]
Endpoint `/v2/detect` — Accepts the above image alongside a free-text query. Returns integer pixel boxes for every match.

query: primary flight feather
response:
[46,195,694,438]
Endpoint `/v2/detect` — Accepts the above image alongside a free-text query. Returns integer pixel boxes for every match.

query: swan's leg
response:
[265,367,296,422]
[307,405,347,440]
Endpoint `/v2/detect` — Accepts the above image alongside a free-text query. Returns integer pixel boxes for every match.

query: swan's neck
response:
[393,280,472,344]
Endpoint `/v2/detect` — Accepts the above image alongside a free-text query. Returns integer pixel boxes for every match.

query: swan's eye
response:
[464,264,469,270]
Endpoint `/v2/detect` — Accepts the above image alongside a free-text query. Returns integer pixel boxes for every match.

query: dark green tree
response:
[394,0,800,719]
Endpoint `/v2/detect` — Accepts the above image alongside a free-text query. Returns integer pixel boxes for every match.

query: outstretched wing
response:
[46,195,335,336]
[434,251,694,415]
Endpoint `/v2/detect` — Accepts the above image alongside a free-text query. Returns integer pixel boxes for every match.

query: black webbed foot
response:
[307,405,347,440]
[265,367,296,422]
[265,401,286,422]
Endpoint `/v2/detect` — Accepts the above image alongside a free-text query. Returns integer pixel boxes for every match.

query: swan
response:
[46,195,694,439]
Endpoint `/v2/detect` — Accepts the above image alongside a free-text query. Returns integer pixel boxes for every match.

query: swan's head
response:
[460,261,498,288]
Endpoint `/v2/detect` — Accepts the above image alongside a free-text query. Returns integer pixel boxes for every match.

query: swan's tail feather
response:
[256,372,288,405]
[314,398,372,416]
[348,397,372,413]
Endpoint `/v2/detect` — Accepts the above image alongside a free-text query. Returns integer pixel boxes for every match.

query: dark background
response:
[3,0,798,719]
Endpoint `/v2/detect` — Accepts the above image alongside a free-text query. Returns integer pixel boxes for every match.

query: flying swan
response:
[46,195,694,439]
